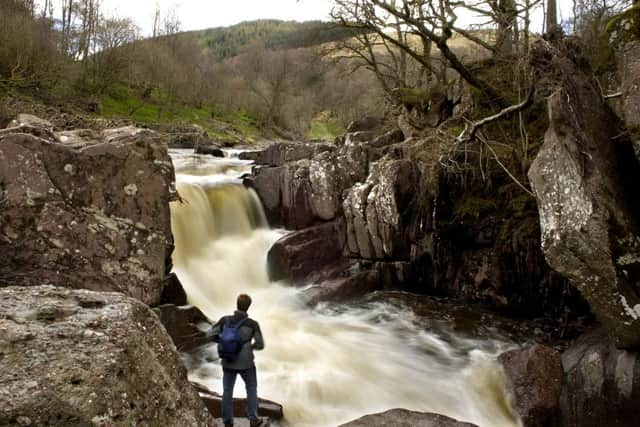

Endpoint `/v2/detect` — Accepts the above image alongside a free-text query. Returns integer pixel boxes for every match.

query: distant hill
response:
[183,20,359,59]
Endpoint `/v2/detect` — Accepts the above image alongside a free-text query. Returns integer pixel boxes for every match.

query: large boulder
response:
[498,345,563,427]
[559,329,640,427]
[528,40,640,348]
[0,285,214,426]
[338,409,478,427]
[0,127,175,306]
[267,220,348,284]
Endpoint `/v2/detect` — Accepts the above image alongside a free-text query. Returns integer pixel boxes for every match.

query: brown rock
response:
[303,268,381,305]
[196,145,224,157]
[0,285,214,426]
[498,345,563,427]
[338,409,478,427]
[0,127,175,306]
[161,272,188,305]
[155,304,211,353]
[267,220,347,284]
[191,381,283,420]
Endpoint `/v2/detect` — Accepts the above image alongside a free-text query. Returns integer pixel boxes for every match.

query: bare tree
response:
[331,0,512,107]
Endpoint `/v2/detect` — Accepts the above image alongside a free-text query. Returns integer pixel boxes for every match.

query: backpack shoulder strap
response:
[233,317,249,329]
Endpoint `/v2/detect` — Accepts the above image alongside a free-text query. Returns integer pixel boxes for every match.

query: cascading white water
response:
[169,149,521,427]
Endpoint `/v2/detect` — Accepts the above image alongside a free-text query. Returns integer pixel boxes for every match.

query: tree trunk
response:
[546,0,558,32]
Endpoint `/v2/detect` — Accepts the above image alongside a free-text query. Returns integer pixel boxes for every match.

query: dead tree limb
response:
[457,84,535,143]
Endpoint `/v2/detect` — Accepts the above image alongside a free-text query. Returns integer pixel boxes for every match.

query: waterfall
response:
[169,149,521,427]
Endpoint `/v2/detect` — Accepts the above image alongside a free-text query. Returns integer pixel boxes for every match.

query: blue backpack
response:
[217,317,249,360]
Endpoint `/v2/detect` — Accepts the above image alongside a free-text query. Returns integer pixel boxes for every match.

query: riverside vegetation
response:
[1,0,640,426]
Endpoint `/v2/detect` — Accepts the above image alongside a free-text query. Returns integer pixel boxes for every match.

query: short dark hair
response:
[237,294,252,311]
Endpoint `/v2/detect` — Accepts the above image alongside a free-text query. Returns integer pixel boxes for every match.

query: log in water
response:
[169,149,521,427]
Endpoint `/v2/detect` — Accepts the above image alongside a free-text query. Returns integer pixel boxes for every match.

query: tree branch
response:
[457,84,535,142]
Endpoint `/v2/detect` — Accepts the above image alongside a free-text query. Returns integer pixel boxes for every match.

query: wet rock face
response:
[559,329,640,427]
[0,286,214,426]
[498,345,563,427]
[338,409,478,427]
[343,159,422,260]
[0,126,175,306]
[529,41,640,348]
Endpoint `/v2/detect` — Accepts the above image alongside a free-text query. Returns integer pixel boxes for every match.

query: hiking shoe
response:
[249,419,266,427]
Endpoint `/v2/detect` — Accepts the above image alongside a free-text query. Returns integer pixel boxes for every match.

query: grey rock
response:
[343,159,421,260]
[8,113,54,131]
[254,142,334,167]
[559,329,640,427]
[529,41,640,348]
[338,409,478,427]
[0,285,214,426]
[252,142,371,229]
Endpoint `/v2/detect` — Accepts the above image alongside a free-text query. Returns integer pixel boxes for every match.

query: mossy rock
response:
[607,3,640,43]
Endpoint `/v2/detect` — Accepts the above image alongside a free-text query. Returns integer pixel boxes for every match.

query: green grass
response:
[307,111,345,141]
[101,84,260,142]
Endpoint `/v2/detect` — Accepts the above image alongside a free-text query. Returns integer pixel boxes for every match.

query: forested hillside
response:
[0,2,381,141]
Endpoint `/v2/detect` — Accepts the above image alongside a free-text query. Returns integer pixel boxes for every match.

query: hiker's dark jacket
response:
[208,309,264,370]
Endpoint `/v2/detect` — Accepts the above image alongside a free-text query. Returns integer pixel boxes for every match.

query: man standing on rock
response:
[209,294,265,427]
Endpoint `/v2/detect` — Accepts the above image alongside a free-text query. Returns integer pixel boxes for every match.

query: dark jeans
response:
[222,366,258,424]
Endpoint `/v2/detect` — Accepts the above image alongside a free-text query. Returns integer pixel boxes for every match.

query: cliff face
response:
[251,131,572,319]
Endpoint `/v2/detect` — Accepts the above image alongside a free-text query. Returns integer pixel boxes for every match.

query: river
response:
[168,149,521,427]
